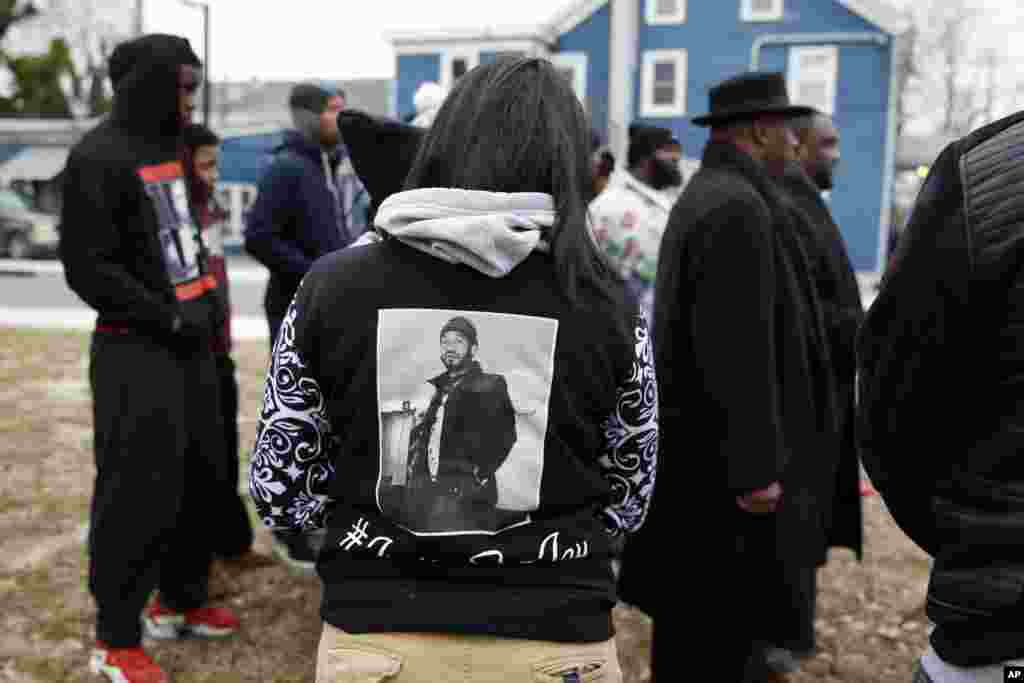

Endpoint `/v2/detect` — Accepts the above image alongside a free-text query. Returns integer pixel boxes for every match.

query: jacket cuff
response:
[728,452,784,497]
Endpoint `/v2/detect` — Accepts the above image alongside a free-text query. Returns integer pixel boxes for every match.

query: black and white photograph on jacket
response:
[142,166,202,286]
[377,309,558,535]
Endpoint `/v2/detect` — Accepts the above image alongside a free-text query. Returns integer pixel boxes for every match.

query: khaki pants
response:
[316,622,623,683]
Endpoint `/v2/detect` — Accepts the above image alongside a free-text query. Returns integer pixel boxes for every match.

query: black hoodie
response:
[60,34,220,346]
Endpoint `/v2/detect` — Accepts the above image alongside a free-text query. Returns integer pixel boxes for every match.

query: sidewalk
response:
[0,305,269,340]
[0,258,270,339]
[0,258,879,338]
[0,257,269,284]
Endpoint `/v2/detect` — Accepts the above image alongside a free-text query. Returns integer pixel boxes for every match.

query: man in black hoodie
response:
[60,33,239,683]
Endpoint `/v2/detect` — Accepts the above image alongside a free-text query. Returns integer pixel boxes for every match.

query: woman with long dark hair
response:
[249,57,658,682]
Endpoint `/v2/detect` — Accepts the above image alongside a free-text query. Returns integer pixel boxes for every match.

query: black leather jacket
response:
[858,110,1024,666]
[407,361,517,506]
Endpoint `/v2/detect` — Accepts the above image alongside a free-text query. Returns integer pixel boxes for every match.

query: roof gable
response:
[386,0,910,51]
[543,0,909,36]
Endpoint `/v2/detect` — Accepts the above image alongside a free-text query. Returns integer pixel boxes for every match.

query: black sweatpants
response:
[763,561,817,654]
[213,353,253,559]
[88,332,226,647]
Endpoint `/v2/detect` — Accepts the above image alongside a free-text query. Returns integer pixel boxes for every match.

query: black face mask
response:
[649,157,683,190]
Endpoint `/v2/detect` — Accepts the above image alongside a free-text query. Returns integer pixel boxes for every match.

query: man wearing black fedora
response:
[618,72,842,682]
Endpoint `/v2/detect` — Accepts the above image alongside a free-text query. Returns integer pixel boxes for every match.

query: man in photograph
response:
[405,316,517,532]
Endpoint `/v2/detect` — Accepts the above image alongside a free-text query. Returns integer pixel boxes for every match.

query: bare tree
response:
[0,0,39,43]
[897,0,1016,137]
[13,0,132,117]
[892,9,919,139]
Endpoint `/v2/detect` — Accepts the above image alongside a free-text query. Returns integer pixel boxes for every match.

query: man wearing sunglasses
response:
[60,34,240,683]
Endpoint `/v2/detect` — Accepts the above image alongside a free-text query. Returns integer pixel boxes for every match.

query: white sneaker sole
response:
[142,615,185,640]
[88,651,131,683]
[185,623,236,638]
[143,614,236,640]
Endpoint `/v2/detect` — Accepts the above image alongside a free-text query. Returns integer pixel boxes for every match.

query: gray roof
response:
[210,78,392,132]
[0,77,393,146]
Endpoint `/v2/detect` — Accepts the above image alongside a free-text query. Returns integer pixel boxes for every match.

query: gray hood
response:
[373,189,555,278]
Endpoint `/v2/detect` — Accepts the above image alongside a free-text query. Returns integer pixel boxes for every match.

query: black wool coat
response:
[779,164,864,562]
[619,143,841,617]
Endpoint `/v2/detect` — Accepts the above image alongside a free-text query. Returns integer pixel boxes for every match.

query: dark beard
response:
[442,354,473,374]
[649,158,683,190]
[811,165,834,191]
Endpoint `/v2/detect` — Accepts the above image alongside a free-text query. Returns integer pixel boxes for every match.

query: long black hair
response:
[402,56,621,309]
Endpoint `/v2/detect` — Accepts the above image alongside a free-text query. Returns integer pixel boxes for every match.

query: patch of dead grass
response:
[0,329,937,682]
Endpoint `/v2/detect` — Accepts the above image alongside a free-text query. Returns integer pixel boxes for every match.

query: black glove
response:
[169,309,213,352]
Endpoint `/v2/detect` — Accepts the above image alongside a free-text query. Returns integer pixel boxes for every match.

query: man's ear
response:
[791,131,809,162]
[750,120,773,148]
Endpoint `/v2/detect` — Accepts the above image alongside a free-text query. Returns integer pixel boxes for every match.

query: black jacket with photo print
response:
[59,35,220,347]
[249,188,659,643]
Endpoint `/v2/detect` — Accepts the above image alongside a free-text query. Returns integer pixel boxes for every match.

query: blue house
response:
[389,0,909,273]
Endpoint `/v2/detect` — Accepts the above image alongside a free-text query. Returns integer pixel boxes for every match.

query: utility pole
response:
[179,0,211,127]
[135,0,144,36]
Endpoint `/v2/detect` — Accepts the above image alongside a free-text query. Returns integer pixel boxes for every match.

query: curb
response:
[0,258,269,284]
[0,306,269,340]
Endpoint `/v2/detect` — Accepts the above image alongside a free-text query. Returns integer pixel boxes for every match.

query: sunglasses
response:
[179,80,200,95]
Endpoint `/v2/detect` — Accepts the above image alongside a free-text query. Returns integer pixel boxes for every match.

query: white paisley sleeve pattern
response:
[599,312,659,536]
[248,299,336,532]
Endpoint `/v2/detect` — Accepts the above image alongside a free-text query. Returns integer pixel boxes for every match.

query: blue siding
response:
[220,132,284,184]
[557,3,611,138]
[0,144,26,165]
[632,0,891,271]
[396,53,441,122]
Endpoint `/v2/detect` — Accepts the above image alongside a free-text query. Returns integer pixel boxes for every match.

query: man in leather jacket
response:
[858,109,1024,681]
[405,316,517,532]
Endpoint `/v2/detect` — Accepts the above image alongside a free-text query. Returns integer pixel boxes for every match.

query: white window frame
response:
[550,52,588,104]
[787,45,839,116]
[640,49,687,118]
[440,49,479,92]
[741,0,784,22]
[646,0,686,25]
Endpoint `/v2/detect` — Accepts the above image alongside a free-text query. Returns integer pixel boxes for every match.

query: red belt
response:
[95,323,132,334]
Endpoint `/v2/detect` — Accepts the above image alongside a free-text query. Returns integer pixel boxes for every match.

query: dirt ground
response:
[0,327,931,682]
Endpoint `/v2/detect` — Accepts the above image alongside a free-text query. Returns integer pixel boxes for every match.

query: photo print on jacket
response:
[377,309,558,536]
[140,161,203,289]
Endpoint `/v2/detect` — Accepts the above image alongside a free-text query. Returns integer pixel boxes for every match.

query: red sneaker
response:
[89,643,169,683]
[144,599,239,639]
[181,605,240,638]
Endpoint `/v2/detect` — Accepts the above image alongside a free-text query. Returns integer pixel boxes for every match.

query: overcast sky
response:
[139,0,1022,83]
[144,0,566,82]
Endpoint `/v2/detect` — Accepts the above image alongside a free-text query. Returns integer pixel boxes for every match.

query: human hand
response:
[736,482,782,514]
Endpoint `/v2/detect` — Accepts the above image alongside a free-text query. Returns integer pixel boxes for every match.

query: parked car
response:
[0,188,59,259]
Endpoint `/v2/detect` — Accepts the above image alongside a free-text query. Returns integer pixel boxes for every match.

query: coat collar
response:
[429,360,483,389]
[700,141,769,180]
[281,129,341,166]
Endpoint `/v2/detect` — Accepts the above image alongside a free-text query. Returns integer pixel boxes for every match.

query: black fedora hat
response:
[692,72,816,127]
